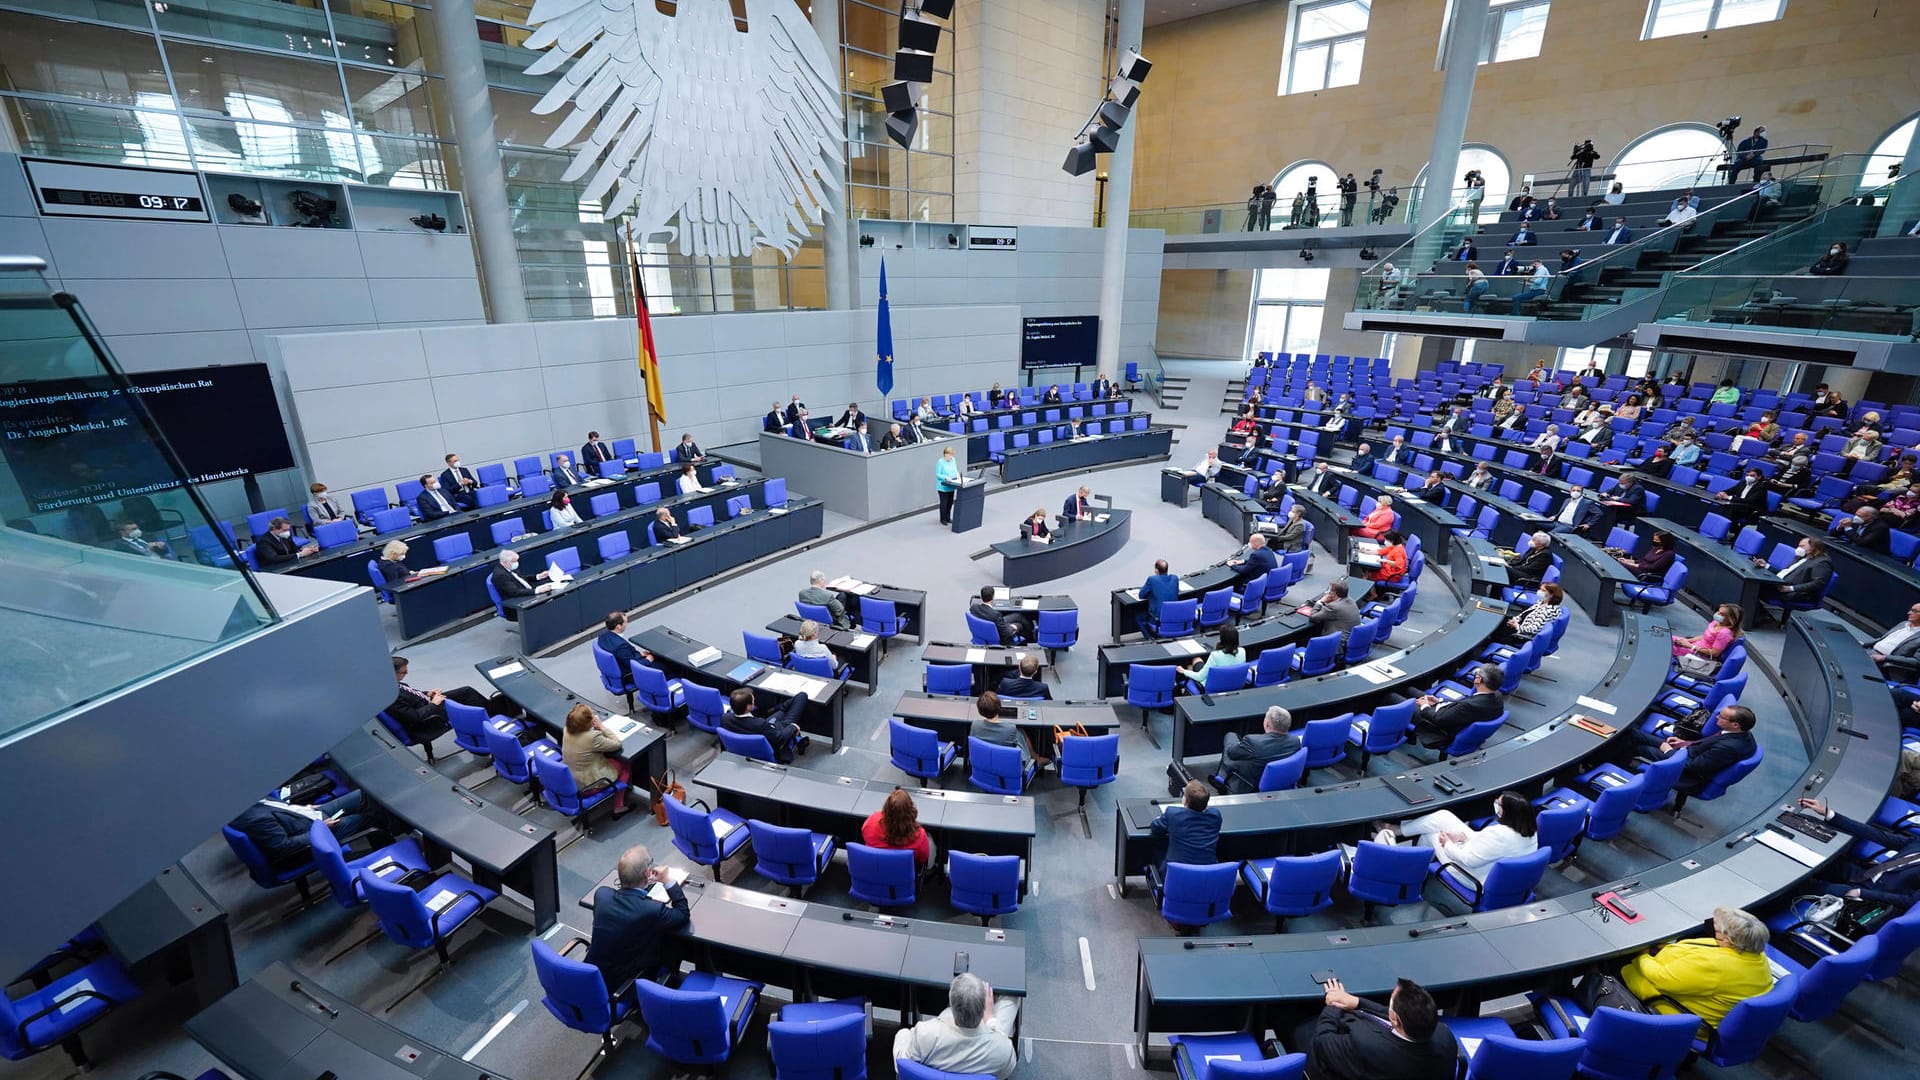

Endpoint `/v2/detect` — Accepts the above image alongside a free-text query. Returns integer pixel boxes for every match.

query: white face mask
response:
[503,561,520,574]
[126,528,143,540]
[1831,247,1841,255]
[1796,546,1810,558]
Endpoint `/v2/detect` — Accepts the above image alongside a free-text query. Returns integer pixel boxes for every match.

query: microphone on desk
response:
[1182,939,1254,949]
[842,911,898,926]
[1409,921,1467,938]
[1803,771,1826,792]
[288,979,339,1018]
[1725,829,1760,848]
[1836,727,1867,740]
[1592,879,1641,899]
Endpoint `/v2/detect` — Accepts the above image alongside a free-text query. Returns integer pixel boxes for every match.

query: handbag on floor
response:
[650,769,686,826]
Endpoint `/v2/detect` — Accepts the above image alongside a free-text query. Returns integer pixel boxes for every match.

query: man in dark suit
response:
[1494,249,1522,276]
[1605,472,1652,517]
[1835,506,1892,553]
[1477,377,1508,402]
[996,655,1051,700]
[252,516,316,569]
[1140,559,1181,630]
[1799,795,1920,911]
[1630,705,1758,798]
[488,550,553,620]
[845,422,875,453]
[581,432,615,474]
[1509,224,1538,247]
[1062,485,1093,522]
[1603,217,1634,245]
[1379,436,1412,467]
[597,612,650,683]
[1216,706,1299,794]
[788,409,816,441]
[1506,531,1554,586]
[970,586,1028,646]
[1349,442,1379,475]
[439,453,480,508]
[1092,374,1116,399]
[415,475,458,520]
[586,845,690,1000]
[1758,537,1833,605]
[878,423,906,451]
[1148,780,1221,874]
[1410,663,1505,749]
[1041,384,1064,405]
[1730,125,1768,184]
[1871,604,1920,691]
[1409,470,1447,501]
[1716,468,1771,524]
[1228,533,1278,583]
[722,686,809,762]
[552,454,584,488]
[764,402,786,432]
[106,519,173,558]
[784,395,806,425]
[387,655,496,741]
[1547,486,1600,535]
[1306,462,1341,497]
[901,415,928,444]
[229,790,377,873]
[835,403,865,430]
[1304,977,1458,1080]
[672,434,703,464]
[652,507,692,543]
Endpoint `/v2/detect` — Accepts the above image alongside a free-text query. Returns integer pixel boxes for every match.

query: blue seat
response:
[490,519,524,548]
[889,718,957,780]
[1148,598,1199,637]
[1446,1022,1584,1080]
[635,972,764,1067]
[744,630,788,667]
[1672,740,1762,812]
[1126,664,1177,732]
[361,868,497,1006]
[688,505,714,527]
[306,820,430,914]
[860,597,903,643]
[350,487,390,525]
[368,505,410,534]
[592,642,638,711]
[1238,849,1342,931]
[1197,661,1252,693]
[1442,709,1508,756]
[1197,588,1234,628]
[632,664,686,719]
[222,823,320,903]
[432,534,472,562]
[598,532,631,560]
[1339,619,1376,666]
[948,852,1022,925]
[1581,750,1688,814]
[1692,971,1796,1068]
[748,819,836,896]
[532,751,625,831]
[1346,841,1432,921]
[966,611,1006,647]
[847,843,917,907]
[1299,716,1348,769]
[547,547,582,576]
[717,726,778,762]
[1346,699,1413,769]
[967,737,1037,794]
[312,519,357,549]
[767,999,869,1080]
[1532,801,1588,864]
[531,937,636,1057]
[0,953,141,1067]
[445,698,523,757]
[484,727,558,789]
[374,707,440,762]
[1036,608,1078,648]
[898,1062,996,1080]
[1293,632,1340,676]
[683,682,726,737]
[484,574,509,621]
[1620,559,1687,611]
[1152,861,1239,929]
[1255,747,1310,791]
[925,662,974,696]
[520,474,553,498]
[1531,1000,1702,1080]
[664,793,750,878]
[1434,846,1551,911]
[1254,646,1296,687]
[366,558,395,603]
[1059,733,1121,829]
[1167,1032,1306,1079]
[797,600,837,625]
[1772,934,1877,1023]
[791,653,846,679]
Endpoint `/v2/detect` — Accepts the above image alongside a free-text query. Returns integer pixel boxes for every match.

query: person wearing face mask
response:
[1306,460,1341,497]
[673,432,704,464]
[254,516,318,568]
[1810,242,1850,276]
[1548,486,1600,535]
[415,474,458,520]
[488,549,561,620]
[1757,537,1833,608]
[1464,464,1495,491]
[1374,790,1539,879]
[1717,468,1772,524]
[1834,505,1892,552]
[551,453,584,488]
[548,490,582,530]
[307,482,366,532]
[107,518,172,558]
[1674,604,1743,663]
[438,453,480,509]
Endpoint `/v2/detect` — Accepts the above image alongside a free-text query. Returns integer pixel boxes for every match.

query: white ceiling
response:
[1143,0,1261,29]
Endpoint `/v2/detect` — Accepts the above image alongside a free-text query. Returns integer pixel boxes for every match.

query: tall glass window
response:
[1267,161,1339,230]
[1247,267,1330,359]
[1643,0,1786,40]
[1281,0,1369,96]
[1482,0,1550,63]
[1609,125,1727,195]
[1862,114,1917,193]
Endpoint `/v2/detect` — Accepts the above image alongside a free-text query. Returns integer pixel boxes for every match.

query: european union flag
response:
[876,257,895,396]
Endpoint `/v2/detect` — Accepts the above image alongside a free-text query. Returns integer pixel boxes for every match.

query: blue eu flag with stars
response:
[876,258,895,396]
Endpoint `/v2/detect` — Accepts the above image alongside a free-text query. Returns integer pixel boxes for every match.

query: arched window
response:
[1608,125,1726,196]
[1263,160,1339,229]
[1862,113,1917,192]
[1412,145,1512,223]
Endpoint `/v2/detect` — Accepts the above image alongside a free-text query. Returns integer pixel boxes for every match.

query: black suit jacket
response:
[1495,256,1521,275]
[1841,516,1892,553]
[438,466,476,494]
[587,884,689,993]
[673,442,702,463]
[1308,999,1459,1080]
[722,707,800,762]
[1062,494,1091,520]
[652,517,684,543]
[764,410,784,433]
[490,566,535,621]
[1349,451,1379,475]
[1723,479,1770,518]
[582,441,613,468]
[785,402,805,424]
[877,431,904,451]
[1777,555,1833,597]
[1507,546,1553,586]
[1093,379,1114,398]
[416,488,457,520]
[254,531,302,569]
[836,410,864,430]
[1678,730,1757,792]
[788,421,815,441]
[1021,518,1051,540]
[230,803,320,871]
[1411,481,1447,501]
[1221,731,1301,794]
[1416,691,1503,746]
[597,630,645,681]
[996,674,1051,700]
[1828,815,1920,906]
[388,684,450,738]
[1309,470,1341,496]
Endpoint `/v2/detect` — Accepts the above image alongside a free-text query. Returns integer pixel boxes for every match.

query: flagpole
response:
[623,219,663,453]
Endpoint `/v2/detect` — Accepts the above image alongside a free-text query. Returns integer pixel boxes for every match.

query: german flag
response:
[634,258,665,423]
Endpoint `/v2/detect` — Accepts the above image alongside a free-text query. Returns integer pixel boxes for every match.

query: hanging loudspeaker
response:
[886,108,919,150]
[917,0,954,19]
[1098,100,1131,131]
[898,16,941,53]
[1110,78,1141,109]
[1088,125,1120,154]
[1063,143,1097,177]
[893,49,935,83]
[1117,49,1152,83]
[882,81,915,114]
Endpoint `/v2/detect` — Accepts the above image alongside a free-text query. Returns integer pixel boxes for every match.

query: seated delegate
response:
[1181,624,1246,692]
[862,787,935,871]
[1374,790,1538,879]
[1215,706,1297,795]
[720,686,810,763]
[562,703,633,818]
[996,655,1051,700]
[1580,906,1772,1032]
[1300,977,1457,1080]
[586,845,689,1003]
[893,973,1019,1080]
[1019,508,1052,543]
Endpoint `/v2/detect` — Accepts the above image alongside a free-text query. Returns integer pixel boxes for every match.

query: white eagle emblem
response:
[522,0,846,260]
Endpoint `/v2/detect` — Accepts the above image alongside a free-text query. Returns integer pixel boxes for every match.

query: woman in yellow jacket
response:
[1619,906,1774,1031]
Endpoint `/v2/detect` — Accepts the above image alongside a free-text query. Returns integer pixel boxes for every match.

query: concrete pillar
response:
[0,110,20,155]
[1876,120,1920,238]
[1097,0,1143,378]
[429,0,528,323]
[1415,0,1490,232]
[812,0,853,309]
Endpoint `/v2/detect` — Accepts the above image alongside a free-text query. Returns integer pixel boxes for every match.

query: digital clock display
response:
[40,187,206,213]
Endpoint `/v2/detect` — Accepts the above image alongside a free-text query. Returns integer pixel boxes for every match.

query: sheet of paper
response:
[991,587,1011,601]
[1172,639,1208,657]
[828,576,859,590]
[1756,828,1826,867]
[1127,589,1141,600]
[646,882,672,904]
[768,507,789,515]
[965,648,988,664]
[1020,599,1040,611]
[487,662,524,679]
[667,535,690,544]
[850,583,878,596]
[1575,695,1618,716]
[1350,663,1393,685]
[688,645,723,666]
[850,634,875,649]
[56,980,96,1014]
[1177,579,1198,593]
[711,817,738,838]
[1094,513,1111,523]
[1203,1055,1244,1065]
[608,718,639,737]
[425,890,457,913]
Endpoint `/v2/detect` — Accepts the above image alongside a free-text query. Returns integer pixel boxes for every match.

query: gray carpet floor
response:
[17,364,1917,1080]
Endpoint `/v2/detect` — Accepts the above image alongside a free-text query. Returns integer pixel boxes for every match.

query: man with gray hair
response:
[1215,706,1299,795]
[892,972,1020,1079]
[585,845,689,1001]
[1409,663,1505,750]
[798,569,851,629]
[1506,531,1554,587]
[488,548,560,621]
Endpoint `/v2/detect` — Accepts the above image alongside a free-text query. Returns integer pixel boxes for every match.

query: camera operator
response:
[1568,139,1600,198]
[1731,123,1768,184]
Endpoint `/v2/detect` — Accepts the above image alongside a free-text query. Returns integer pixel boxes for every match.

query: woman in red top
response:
[1355,494,1397,539]
[861,787,934,869]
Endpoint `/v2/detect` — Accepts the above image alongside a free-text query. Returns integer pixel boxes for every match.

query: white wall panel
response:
[234,277,377,329]
[104,330,256,372]
[541,358,643,408]
[75,279,244,335]
[431,368,550,423]
[423,322,541,377]
[42,218,228,280]
[220,228,366,280]
[296,380,438,443]
[366,275,484,324]
[276,328,428,390]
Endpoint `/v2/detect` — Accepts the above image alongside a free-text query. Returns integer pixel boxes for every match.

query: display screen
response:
[39,187,205,214]
[1,365,295,513]
[1021,316,1099,369]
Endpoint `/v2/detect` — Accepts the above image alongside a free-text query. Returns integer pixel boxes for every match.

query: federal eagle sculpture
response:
[522,0,846,260]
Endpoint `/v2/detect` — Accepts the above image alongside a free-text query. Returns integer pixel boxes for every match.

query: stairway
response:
[1160,374,1190,409]
[1221,376,1247,413]
[1546,201,1817,321]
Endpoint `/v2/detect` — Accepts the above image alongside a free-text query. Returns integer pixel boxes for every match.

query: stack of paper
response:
[689,645,724,666]
[487,662,524,679]
[1575,695,1618,716]
[1094,514,1110,523]
[850,634,875,649]
[425,890,458,913]
[965,648,988,664]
